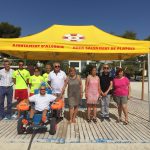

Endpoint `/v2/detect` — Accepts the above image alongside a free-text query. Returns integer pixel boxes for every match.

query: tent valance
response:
[0,25,150,60]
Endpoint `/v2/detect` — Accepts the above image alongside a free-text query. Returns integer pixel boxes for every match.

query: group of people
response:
[0,60,131,125]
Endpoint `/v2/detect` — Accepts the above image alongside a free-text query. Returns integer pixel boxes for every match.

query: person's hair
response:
[18,60,24,64]
[53,62,60,67]
[45,63,51,67]
[39,85,46,90]
[3,59,10,64]
[116,68,123,76]
[103,64,109,69]
[69,67,76,73]
[90,66,97,74]
[34,67,40,72]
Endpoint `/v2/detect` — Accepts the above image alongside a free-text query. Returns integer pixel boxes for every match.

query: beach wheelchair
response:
[17,98,64,135]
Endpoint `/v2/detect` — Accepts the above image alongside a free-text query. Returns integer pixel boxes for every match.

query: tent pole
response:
[141,60,145,100]
[119,60,122,68]
[148,53,150,121]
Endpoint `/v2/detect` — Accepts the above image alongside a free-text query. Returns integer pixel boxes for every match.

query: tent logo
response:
[63,33,85,42]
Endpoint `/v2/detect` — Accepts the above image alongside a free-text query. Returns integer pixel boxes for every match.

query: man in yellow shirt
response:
[43,63,52,82]
[12,60,30,118]
[43,63,52,93]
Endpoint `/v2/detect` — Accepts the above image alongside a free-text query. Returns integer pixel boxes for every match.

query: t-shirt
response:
[29,75,44,93]
[43,73,49,82]
[13,69,30,89]
[29,93,56,111]
[113,77,130,96]
[100,73,112,94]
[48,70,67,94]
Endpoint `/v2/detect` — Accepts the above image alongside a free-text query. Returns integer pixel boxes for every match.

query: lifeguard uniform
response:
[13,69,30,101]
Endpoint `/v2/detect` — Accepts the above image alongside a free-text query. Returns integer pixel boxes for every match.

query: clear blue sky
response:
[0,0,150,39]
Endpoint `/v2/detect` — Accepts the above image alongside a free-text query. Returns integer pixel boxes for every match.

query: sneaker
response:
[11,113,18,119]
[5,115,12,120]
[3,116,8,120]
[105,117,111,122]
[87,118,91,123]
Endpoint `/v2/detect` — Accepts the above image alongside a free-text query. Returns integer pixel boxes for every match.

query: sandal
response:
[116,118,123,123]
[92,118,97,123]
[123,121,129,125]
[87,119,91,123]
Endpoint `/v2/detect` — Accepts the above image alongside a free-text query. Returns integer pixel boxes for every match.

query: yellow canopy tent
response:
[0,25,150,60]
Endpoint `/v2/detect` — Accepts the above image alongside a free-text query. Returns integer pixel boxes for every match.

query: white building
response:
[68,60,97,73]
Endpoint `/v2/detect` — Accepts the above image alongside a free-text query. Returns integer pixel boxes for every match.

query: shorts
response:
[113,96,128,105]
[14,89,28,101]
[30,93,34,97]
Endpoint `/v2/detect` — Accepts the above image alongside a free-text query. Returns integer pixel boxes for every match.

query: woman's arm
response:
[85,76,90,99]
[78,76,83,98]
[98,77,101,95]
[128,83,131,99]
[61,77,68,95]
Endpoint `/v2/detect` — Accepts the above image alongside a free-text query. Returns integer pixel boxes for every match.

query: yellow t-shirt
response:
[29,75,44,93]
[43,73,49,82]
[13,69,30,89]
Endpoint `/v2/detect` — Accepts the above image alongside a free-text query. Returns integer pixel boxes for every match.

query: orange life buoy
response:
[51,99,64,110]
[16,99,29,111]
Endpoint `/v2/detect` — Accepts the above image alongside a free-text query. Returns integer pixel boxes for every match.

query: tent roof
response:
[0,25,150,60]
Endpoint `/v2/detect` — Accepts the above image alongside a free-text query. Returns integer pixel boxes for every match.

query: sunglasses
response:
[40,89,46,91]
[103,67,109,70]
[55,66,60,68]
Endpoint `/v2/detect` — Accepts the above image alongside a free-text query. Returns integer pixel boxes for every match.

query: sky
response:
[0,0,150,40]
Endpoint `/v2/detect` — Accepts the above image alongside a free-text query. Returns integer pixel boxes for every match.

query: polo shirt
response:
[48,70,66,94]
[100,73,112,94]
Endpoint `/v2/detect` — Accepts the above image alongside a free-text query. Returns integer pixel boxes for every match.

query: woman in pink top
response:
[113,68,131,125]
[85,67,101,123]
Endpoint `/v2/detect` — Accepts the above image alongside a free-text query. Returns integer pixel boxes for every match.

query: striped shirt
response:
[0,68,14,86]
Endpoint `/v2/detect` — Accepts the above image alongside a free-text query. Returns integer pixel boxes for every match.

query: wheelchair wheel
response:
[17,118,25,134]
[49,117,56,135]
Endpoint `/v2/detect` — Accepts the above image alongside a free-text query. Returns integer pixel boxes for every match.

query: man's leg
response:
[42,109,48,123]
[0,87,5,119]
[6,87,13,118]
[29,109,35,119]
[101,96,105,118]
[27,108,35,125]
[18,89,28,118]
[105,95,110,118]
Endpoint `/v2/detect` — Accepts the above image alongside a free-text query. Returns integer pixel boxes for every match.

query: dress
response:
[86,75,99,104]
[68,75,81,107]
